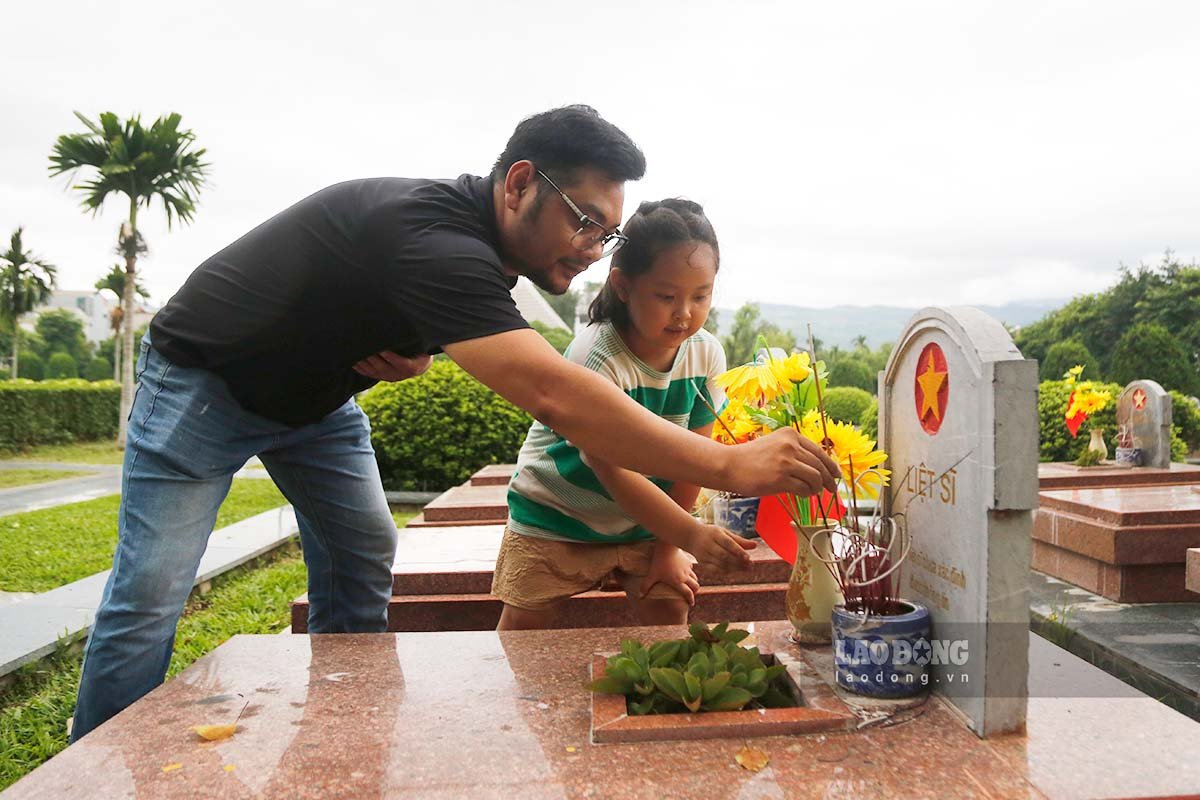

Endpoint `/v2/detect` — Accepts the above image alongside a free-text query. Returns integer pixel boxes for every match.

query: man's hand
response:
[641,546,700,606]
[725,428,841,497]
[352,351,433,383]
[680,521,756,575]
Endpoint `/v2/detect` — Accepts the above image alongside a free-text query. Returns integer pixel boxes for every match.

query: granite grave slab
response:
[10,622,1200,799]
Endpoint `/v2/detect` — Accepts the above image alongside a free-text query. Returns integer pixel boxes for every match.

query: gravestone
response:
[878,307,1038,737]
[1115,380,1174,469]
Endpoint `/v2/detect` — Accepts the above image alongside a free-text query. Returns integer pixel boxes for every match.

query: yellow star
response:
[916,351,947,421]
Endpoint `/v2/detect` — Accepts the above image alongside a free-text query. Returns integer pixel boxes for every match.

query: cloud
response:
[2,0,1198,315]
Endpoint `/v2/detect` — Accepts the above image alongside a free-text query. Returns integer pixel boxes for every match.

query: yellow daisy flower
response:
[715,361,793,405]
[803,419,889,501]
[770,351,812,384]
[712,401,762,445]
[799,408,826,443]
[1065,383,1111,418]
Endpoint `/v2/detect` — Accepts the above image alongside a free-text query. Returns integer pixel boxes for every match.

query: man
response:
[71,105,838,740]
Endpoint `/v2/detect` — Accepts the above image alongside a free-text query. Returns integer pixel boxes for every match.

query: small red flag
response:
[1064,391,1086,438]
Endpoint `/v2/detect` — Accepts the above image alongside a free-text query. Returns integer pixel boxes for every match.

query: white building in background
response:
[23,289,158,344]
[509,277,570,331]
[572,281,603,335]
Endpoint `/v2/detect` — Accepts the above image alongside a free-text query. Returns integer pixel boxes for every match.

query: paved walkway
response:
[0,466,118,516]
[0,459,274,517]
[0,504,298,679]
[1030,569,1200,722]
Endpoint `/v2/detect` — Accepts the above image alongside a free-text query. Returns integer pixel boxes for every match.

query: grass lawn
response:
[0,480,288,593]
[0,470,89,490]
[391,504,422,527]
[0,505,419,790]
[0,441,125,466]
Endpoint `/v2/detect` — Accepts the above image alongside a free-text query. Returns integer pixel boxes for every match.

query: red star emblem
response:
[914,343,949,435]
[1133,388,1147,410]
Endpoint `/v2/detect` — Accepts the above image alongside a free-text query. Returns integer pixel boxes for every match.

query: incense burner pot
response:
[831,600,931,698]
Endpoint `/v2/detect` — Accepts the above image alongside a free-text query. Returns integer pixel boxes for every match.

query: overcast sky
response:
[4,1,1198,312]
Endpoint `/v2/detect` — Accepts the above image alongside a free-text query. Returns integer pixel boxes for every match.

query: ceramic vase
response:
[1087,428,1109,460]
[786,524,843,644]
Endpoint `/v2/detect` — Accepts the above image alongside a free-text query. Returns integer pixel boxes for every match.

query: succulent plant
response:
[587,622,796,715]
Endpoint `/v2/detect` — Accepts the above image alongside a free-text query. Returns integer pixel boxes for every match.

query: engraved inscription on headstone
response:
[1115,380,1174,469]
[879,306,1038,738]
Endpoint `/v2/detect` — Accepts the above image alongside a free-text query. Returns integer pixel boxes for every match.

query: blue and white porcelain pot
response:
[832,601,931,698]
[713,495,760,539]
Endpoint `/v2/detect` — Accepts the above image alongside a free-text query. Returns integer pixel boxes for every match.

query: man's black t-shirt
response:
[150,175,528,426]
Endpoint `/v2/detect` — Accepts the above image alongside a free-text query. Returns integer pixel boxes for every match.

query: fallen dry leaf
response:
[161,763,183,774]
[735,745,770,773]
[192,724,237,741]
[565,746,578,753]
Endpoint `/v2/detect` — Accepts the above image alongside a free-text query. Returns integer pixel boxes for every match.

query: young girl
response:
[494,199,755,630]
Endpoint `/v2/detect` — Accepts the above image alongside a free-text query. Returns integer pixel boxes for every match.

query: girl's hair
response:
[588,198,719,329]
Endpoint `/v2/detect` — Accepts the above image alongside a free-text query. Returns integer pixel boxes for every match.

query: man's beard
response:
[509,201,571,294]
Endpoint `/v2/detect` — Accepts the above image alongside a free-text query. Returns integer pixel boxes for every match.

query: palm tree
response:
[50,111,209,445]
[95,257,149,381]
[0,228,57,379]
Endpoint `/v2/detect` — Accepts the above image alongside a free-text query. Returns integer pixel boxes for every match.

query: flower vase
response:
[1087,428,1108,460]
[786,524,843,644]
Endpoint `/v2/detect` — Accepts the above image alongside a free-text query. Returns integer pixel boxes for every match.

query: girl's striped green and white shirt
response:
[506,321,727,544]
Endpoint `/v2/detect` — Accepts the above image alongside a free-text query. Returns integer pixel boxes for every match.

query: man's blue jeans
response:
[71,337,397,741]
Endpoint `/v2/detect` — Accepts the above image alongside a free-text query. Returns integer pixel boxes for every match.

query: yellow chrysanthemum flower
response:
[712,401,762,445]
[799,408,824,442]
[770,351,811,384]
[801,419,889,501]
[850,465,891,501]
[1065,383,1111,418]
[1063,365,1085,385]
[715,361,793,405]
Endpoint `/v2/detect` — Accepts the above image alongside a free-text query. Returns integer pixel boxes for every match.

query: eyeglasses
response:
[537,170,629,258]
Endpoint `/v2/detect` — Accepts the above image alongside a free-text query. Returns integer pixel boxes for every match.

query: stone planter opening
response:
[589,645,857,743]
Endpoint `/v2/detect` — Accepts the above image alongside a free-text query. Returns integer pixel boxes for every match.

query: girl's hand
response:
[641,546,701,606]
[680,521,756,575]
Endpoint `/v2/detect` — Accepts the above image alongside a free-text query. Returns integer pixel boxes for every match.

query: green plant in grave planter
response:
[587,622,795,715]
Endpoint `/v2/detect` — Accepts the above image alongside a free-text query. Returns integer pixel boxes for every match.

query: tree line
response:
[1015,253,1200,396]
[1,111,208,446]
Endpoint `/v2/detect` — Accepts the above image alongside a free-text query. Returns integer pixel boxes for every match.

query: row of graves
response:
[1035,380,1200,602]
[8,308,1200,798]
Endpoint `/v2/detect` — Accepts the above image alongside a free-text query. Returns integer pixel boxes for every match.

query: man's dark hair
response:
[492,105,646,187]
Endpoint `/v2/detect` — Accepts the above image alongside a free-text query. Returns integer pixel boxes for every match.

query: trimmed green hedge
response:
[360,360,533,491]
[860,397,879,440]
[0,380,120,452]
[1038,379,1195,462]
[823,386,874,426]
[1038,379,1121,462]
[1170,390,1200,454]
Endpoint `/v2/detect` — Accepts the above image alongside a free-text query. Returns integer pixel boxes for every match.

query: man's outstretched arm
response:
[443,329,839,498]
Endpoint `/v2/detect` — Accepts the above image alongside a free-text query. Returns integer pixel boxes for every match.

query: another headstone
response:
[878,306,1038,737]
[1115,380,1174,469]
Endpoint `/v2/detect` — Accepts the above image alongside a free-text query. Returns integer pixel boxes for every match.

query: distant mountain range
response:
[716,300,1067,349]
